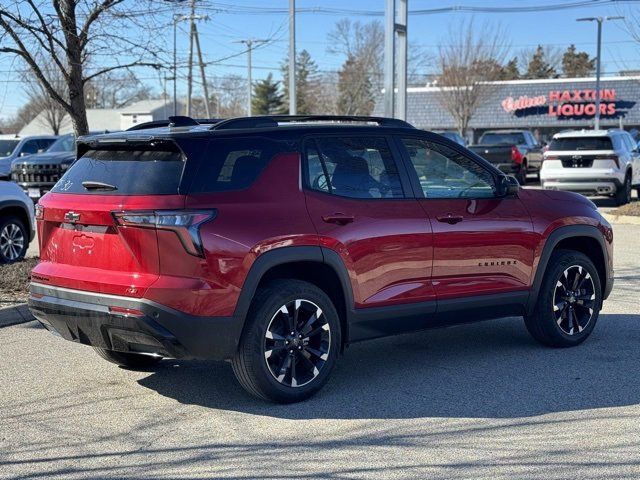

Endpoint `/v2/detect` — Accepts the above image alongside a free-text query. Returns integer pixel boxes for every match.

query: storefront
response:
[383,76,640,144]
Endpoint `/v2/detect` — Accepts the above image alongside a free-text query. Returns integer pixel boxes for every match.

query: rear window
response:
[479,132,525,145]
[189,137,288,193]
[51,147,185,195]
[549,136,613,151]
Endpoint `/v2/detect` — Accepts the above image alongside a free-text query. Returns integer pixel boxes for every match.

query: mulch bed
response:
[0,258,38,305]
[609,200,640,217]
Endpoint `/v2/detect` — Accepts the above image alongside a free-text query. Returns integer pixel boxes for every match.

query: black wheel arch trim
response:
[527,224,612,315]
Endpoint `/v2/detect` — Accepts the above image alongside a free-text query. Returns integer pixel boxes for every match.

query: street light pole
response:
[289,0,296,115]
[173,15,178,116]
[577,15,624,130]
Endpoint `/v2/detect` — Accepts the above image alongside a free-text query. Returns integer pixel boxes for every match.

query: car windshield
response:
[0,139,19,157]
[47,135,75,153]
[480,133,525,145]
[549,137,613,151]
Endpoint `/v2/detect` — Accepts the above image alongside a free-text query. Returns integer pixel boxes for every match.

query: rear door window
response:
[189,137,288,193]
[549,137,613,151]
[51,146,185,195]
[305,136,404,199]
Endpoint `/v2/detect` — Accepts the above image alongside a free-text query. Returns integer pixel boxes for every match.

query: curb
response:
[602,213,640,226]
[0,303,34,328]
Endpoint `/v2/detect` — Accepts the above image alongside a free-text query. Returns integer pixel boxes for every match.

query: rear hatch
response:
[545,136,616,168]
[468,145,513,165]
[34,142,189,297]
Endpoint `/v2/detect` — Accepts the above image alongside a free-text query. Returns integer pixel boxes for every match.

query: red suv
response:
[29,115,614,403]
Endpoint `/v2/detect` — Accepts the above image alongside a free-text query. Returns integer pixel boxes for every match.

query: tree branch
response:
[79,0,125,49]
[83,61,160,84]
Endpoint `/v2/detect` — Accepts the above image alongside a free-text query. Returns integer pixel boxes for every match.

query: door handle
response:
[436,214,464,225]
[322,213,355,225]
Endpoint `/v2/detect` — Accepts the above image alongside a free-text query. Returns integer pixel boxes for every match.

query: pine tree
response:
[500,57,520,80]
[337,55,374,115]
[562,44,596,78]
[282,49,319,114]
[525,45,557,79]
[251,73,284,115]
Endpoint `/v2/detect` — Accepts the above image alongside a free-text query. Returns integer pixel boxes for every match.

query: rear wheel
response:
[615,172,632,206]
[232,279,341,403]
[93,347,163,369]
[524,250,602,347]
[0,216,28,264]
[517,163,527,185]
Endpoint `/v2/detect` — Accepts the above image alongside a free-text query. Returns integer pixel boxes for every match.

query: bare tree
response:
[22,58,68,135]
[85,71,152,109]
[0,1,163,135]
[436,20,510,137]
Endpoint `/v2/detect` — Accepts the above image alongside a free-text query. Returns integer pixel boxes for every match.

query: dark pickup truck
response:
[468,130,544,185]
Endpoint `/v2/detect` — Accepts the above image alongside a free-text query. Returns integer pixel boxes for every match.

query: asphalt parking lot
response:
[2,209,639,479]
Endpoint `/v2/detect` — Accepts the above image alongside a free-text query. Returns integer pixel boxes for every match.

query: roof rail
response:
[211,115,414,130]
[126,117,224,131]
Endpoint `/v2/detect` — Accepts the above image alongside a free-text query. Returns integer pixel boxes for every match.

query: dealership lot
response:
[1,220,638,479]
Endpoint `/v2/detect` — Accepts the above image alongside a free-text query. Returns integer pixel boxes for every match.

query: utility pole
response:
[186,0,196,117]
[396,0,407,120]
[384,0,408,119]
[193,22,211,118]
[576,15,624,130]
[384,0,395,118]
[289,0,296,115]
[235,39,268,116]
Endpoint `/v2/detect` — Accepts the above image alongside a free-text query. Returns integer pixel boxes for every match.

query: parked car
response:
[468,130,544,185]
[432,130,466,146]
[11,133,76,201]
[541,129,640,205]
[29,115,614,403]
[0,180,35,263]
[0,134,57,180]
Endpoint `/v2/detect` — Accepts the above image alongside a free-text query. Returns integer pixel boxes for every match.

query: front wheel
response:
[232,279,341,403]
[93,347,163,369]
[524,250,602,347]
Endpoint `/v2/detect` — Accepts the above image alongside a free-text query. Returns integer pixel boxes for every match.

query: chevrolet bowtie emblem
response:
[64,211,81,223]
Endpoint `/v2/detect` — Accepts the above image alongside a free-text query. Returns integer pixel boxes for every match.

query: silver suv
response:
[541,129,640,205]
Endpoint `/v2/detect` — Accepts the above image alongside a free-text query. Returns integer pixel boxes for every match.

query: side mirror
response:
[497,175,520,197]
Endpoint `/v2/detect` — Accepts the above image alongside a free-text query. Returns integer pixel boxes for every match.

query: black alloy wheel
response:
[264,299,331,388]
[552,265,596,335]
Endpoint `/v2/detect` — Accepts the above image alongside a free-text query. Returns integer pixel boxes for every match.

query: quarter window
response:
[401,138,496,199]
[305,137,404,199]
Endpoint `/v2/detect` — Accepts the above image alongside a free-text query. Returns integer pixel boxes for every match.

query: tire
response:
[614,172,632,206]
[524,249,602,348]
[93,347,163,369]
[232,279,341,403]
[517,163,527,186]
[0,216,28,264]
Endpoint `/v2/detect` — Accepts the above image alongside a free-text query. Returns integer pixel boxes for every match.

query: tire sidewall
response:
[241,280,341,402]
[0,216,28,264]
[537,251,602,346]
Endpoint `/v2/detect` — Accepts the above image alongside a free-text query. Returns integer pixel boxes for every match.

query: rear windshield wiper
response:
[82,180,117,191]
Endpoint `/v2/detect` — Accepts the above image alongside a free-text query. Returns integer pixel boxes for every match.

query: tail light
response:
[595,154,619,168]
[35,203,44,220]
[511,146,523,165]
[113,210,216,257]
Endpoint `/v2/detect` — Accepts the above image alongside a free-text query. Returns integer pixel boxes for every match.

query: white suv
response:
[541,129,640,205]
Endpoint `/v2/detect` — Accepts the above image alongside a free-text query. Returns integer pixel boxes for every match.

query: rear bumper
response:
[541,178,623,195]
[28,283,244,361]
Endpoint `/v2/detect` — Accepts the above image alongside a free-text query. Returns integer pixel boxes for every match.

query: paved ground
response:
[3,223,640,479]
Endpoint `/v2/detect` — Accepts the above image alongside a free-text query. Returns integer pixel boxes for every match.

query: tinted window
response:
[402,138,496,199]
[51,146,184,195]
[190,137,286,193]
[549,136,613,151]
[306,136,404,199]
[0,140,19,157]
[480,132,526,145]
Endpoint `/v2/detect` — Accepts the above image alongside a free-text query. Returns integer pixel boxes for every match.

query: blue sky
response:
[0,0,638,120]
